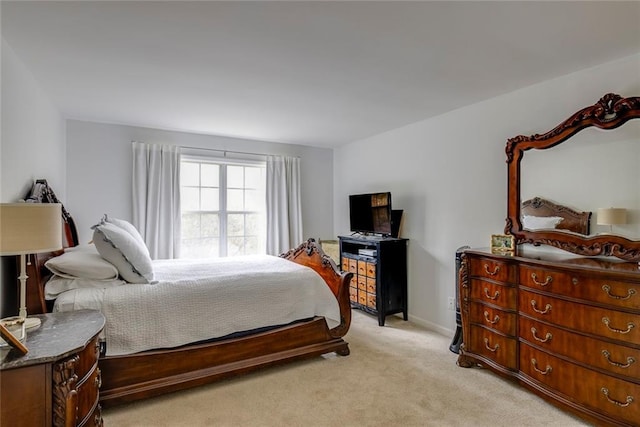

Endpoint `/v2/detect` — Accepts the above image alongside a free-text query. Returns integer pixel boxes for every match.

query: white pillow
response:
[92,222,154,284]
[45,246,119,280]
[102,214,149,257]
[522,215,564,230]
[45,275,125,300]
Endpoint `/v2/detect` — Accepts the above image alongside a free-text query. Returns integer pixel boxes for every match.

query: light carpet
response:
[102,311,588,426]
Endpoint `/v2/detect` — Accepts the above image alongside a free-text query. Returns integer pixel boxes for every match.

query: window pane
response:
[227,165,244,188]
[227,189,244,211]
[228,213,244,236]
[245,236,259,255]
[227,237,245,257]
[183,237,219,258]
[201,213,219,237]
[201,164,219,187]
[181,187,200,211]
[201,188,219,211]
[245,189,262,211]
[181,213,201,239]
[181,162,200,186]
[245,167,262,189]
[246,213,263,236]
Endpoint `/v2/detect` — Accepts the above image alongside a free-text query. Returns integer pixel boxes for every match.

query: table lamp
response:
[0,203,62,331]
[597,207,627,234]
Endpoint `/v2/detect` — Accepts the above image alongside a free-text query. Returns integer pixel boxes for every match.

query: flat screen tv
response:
[349,192,393,236]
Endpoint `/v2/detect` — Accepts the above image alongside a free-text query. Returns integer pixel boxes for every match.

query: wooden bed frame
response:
[27,235,353,407]
[521,197,591,235]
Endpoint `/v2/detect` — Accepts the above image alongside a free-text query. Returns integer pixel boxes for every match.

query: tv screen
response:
[349,192,392,236]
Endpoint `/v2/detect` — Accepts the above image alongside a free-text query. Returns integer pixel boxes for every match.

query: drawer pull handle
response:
[601,388,634,408]
[483,311,500,325]
[602,317,635,334]
[484,288,500,300]
[531,300,552,315]
[531,358,552,375]
[602,285,637,301]
[484,264,500,276]
[602,350,636,368]
[483,338,499,352]
[531,327,552,343]
[531,273,552,287]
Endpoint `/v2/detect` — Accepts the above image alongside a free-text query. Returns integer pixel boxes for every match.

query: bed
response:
[25,214,353,408]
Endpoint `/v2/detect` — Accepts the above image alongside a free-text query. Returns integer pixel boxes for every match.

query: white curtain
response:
[132,142,181,259]
[266,156,303,255]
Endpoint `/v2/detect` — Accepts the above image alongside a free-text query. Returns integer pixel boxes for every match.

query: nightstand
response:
[0,310,105,427]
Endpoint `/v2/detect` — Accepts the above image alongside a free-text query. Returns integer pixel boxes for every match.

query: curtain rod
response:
[179,145,299,159]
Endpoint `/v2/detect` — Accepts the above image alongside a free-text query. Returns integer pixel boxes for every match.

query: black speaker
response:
[390,209,403,238]
[449,245,469,354]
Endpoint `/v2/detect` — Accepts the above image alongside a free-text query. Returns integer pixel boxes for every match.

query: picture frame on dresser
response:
[490,234,515,254]
[0,322,28,355]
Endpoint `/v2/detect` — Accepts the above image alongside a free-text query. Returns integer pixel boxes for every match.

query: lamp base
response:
[0,317,26,346]
[0,315,40,330]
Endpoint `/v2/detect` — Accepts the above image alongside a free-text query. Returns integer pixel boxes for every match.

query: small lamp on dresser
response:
[0,203,62,339]
[596,207,627,234]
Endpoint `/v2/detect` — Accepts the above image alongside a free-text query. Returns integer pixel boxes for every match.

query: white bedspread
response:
[52,255,340,356]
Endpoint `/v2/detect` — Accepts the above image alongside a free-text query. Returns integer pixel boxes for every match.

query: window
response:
[180,157,266,258]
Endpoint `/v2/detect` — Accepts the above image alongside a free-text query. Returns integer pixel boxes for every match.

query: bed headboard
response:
[24,179,79,314]
[521,197,591,235]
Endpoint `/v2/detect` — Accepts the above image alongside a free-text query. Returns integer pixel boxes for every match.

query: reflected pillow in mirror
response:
[522,215,564,230]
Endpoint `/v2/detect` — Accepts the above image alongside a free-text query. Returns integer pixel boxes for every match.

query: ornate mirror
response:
[505,93,640,261]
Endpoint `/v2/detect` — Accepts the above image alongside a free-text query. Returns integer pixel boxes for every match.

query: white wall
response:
[334,53,640,336]
[0,38,65,317]
[1,39,66,202]
[66,120,334,244]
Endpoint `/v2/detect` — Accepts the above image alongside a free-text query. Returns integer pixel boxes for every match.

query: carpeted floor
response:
[102,311,588,426]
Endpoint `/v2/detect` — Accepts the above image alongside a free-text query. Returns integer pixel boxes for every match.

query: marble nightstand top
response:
[0,310,105,369]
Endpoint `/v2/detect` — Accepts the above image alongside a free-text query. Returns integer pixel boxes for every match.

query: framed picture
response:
[491,234,515,254]
[0,322,28,355]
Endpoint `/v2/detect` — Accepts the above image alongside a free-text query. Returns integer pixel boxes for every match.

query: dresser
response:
[458,248,640,426]
[0,310,105,427]
[339,235,408,326]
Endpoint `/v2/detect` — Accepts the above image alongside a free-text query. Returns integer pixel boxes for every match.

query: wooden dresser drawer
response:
[468,325,517,370]
[366,294,376,309]
[74,337,100,382]
[469,257,516,283]
[520,265,640,310]
[76,367,101,426]
[470,303,516,336]
[519,317,640,379]
[520,344,640,425]
[366,278,376,293]
[519,289,640,346]
[357,260,367,276]
[348,258,357,274]
[357,276,367,290]
[469,279,516,310]
[366,261,376,278]
[349,286,357,302]
[80,402,103,427]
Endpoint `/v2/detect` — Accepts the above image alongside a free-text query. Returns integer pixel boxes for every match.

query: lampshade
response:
[597,208,627,226]
[0,203,63,255]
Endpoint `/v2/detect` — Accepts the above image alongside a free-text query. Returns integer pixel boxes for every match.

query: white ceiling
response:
[2,1,640,148]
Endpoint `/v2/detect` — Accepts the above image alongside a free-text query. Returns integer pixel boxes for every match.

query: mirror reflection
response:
[521,121,640,240]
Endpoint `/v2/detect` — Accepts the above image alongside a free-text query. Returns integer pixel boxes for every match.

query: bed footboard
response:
[280,238,353,338]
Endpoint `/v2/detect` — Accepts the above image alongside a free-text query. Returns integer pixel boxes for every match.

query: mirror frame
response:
[505,93,640,261]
